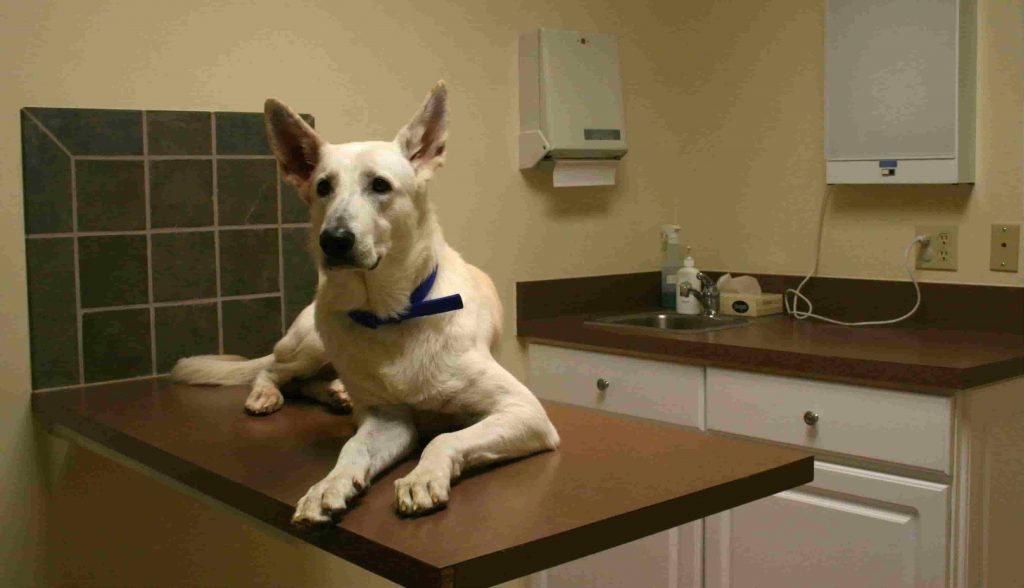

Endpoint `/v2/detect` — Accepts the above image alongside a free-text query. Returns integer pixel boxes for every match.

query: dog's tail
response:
[170,354,274,386]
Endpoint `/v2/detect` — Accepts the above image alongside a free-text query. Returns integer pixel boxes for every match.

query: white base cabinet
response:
[527,345,703,587]
[528,522,703,588]
[525,344,1024,587]
[705,461,949,588]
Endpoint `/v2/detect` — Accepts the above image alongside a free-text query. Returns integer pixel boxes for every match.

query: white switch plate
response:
[990,224,1021,272]
[915,225,958,271]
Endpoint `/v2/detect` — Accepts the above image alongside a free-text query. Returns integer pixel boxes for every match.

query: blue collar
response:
[348,266,464,329]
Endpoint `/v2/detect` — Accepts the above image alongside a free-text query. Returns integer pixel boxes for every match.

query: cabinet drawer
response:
[706,368,952,472]
[528,344,701,428]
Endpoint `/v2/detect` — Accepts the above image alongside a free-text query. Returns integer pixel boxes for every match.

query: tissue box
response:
[720,292,783,317]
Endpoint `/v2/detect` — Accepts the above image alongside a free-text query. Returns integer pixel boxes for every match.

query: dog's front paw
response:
[244,383,284,415]
[292,470,367,528]
[326,379,352,413]
[394,467,451,516]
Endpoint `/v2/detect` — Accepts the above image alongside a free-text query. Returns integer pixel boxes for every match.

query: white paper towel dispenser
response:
[518,28,628,185]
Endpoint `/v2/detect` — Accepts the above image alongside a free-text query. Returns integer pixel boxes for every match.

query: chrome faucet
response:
[685,272,720,318]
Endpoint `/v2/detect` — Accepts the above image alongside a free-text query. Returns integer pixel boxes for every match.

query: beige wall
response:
[666,0,1023,286]
[2,1,1021,586]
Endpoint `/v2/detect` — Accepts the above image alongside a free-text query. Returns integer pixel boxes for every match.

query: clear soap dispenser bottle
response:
[660,225,682,308]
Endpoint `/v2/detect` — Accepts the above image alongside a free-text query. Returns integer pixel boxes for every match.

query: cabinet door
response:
[826,0,959,161]
[529,521,702,588]
[706,462,949,588]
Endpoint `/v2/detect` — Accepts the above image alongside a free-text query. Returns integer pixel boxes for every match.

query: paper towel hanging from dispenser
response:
[518,28,628,186]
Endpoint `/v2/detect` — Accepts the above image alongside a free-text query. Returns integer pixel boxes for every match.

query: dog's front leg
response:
[245,304,327,415]
[395,369,560,515]
[293,406,417,527]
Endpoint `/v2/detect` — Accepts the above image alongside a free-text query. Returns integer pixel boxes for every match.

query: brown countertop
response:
[32,379,812,588]
[519,312,1024,394]
[516,272,1024,395]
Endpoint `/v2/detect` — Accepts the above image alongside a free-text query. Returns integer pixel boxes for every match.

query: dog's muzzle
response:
[319,229,379,270]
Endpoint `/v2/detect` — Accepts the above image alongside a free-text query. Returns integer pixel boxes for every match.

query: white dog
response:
[177,82,559,524]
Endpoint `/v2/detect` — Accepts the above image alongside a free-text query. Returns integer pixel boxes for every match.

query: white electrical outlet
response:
[915,225,958,271]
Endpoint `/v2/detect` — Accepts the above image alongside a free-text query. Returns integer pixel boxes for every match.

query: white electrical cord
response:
[784,186,930,327]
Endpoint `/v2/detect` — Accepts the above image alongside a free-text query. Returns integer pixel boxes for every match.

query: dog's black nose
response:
[319,229,355,259]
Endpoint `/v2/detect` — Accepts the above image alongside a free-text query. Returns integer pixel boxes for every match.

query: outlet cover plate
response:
[990,223,1021,272]
[915,225,958,271]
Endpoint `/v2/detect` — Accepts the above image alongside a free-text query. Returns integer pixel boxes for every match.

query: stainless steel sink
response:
[586,311,750,333]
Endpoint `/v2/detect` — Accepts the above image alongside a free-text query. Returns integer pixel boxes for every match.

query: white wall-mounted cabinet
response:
[825,0,976,184]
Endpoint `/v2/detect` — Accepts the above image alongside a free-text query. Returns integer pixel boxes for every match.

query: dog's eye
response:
[316,178,332,198]
[370,176,392,194]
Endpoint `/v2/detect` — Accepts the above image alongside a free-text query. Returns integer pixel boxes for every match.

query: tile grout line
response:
[212,113,224,354]
[34,373,165,393]
[220,223,309,231]
[277,161,286,336]
[143,111,158,377]
[25,222,311,239]
[73,154,276,161]
[71,160,85,385]
[21,110,73,158]
[81,292,282,314]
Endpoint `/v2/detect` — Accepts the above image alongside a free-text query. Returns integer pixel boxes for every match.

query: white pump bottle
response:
[675,248,702,315]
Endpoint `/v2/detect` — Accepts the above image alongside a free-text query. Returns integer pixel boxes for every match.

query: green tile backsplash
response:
[76,160,147,231]
[149,159,214,228]
[78,235,150,308]
[151,232,218,302]
[146,110,212,156]
[217,159,279,225]
[27,107,144,155]
[214,112,272,155]
[25,238,79,389]
[222,297,284,359]
[218,228,280,296]
[282,227,318,325]
[21,111,73,234]
[20,106,315,390]
[154,303,219,373]
[82,309,153,383]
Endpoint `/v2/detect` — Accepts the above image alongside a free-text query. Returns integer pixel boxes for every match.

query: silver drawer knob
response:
[596,378,610,392]
[803,411,819,426]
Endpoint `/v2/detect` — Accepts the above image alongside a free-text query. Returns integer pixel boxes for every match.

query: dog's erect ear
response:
[264,99,323,190]
[394,81,448,178]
